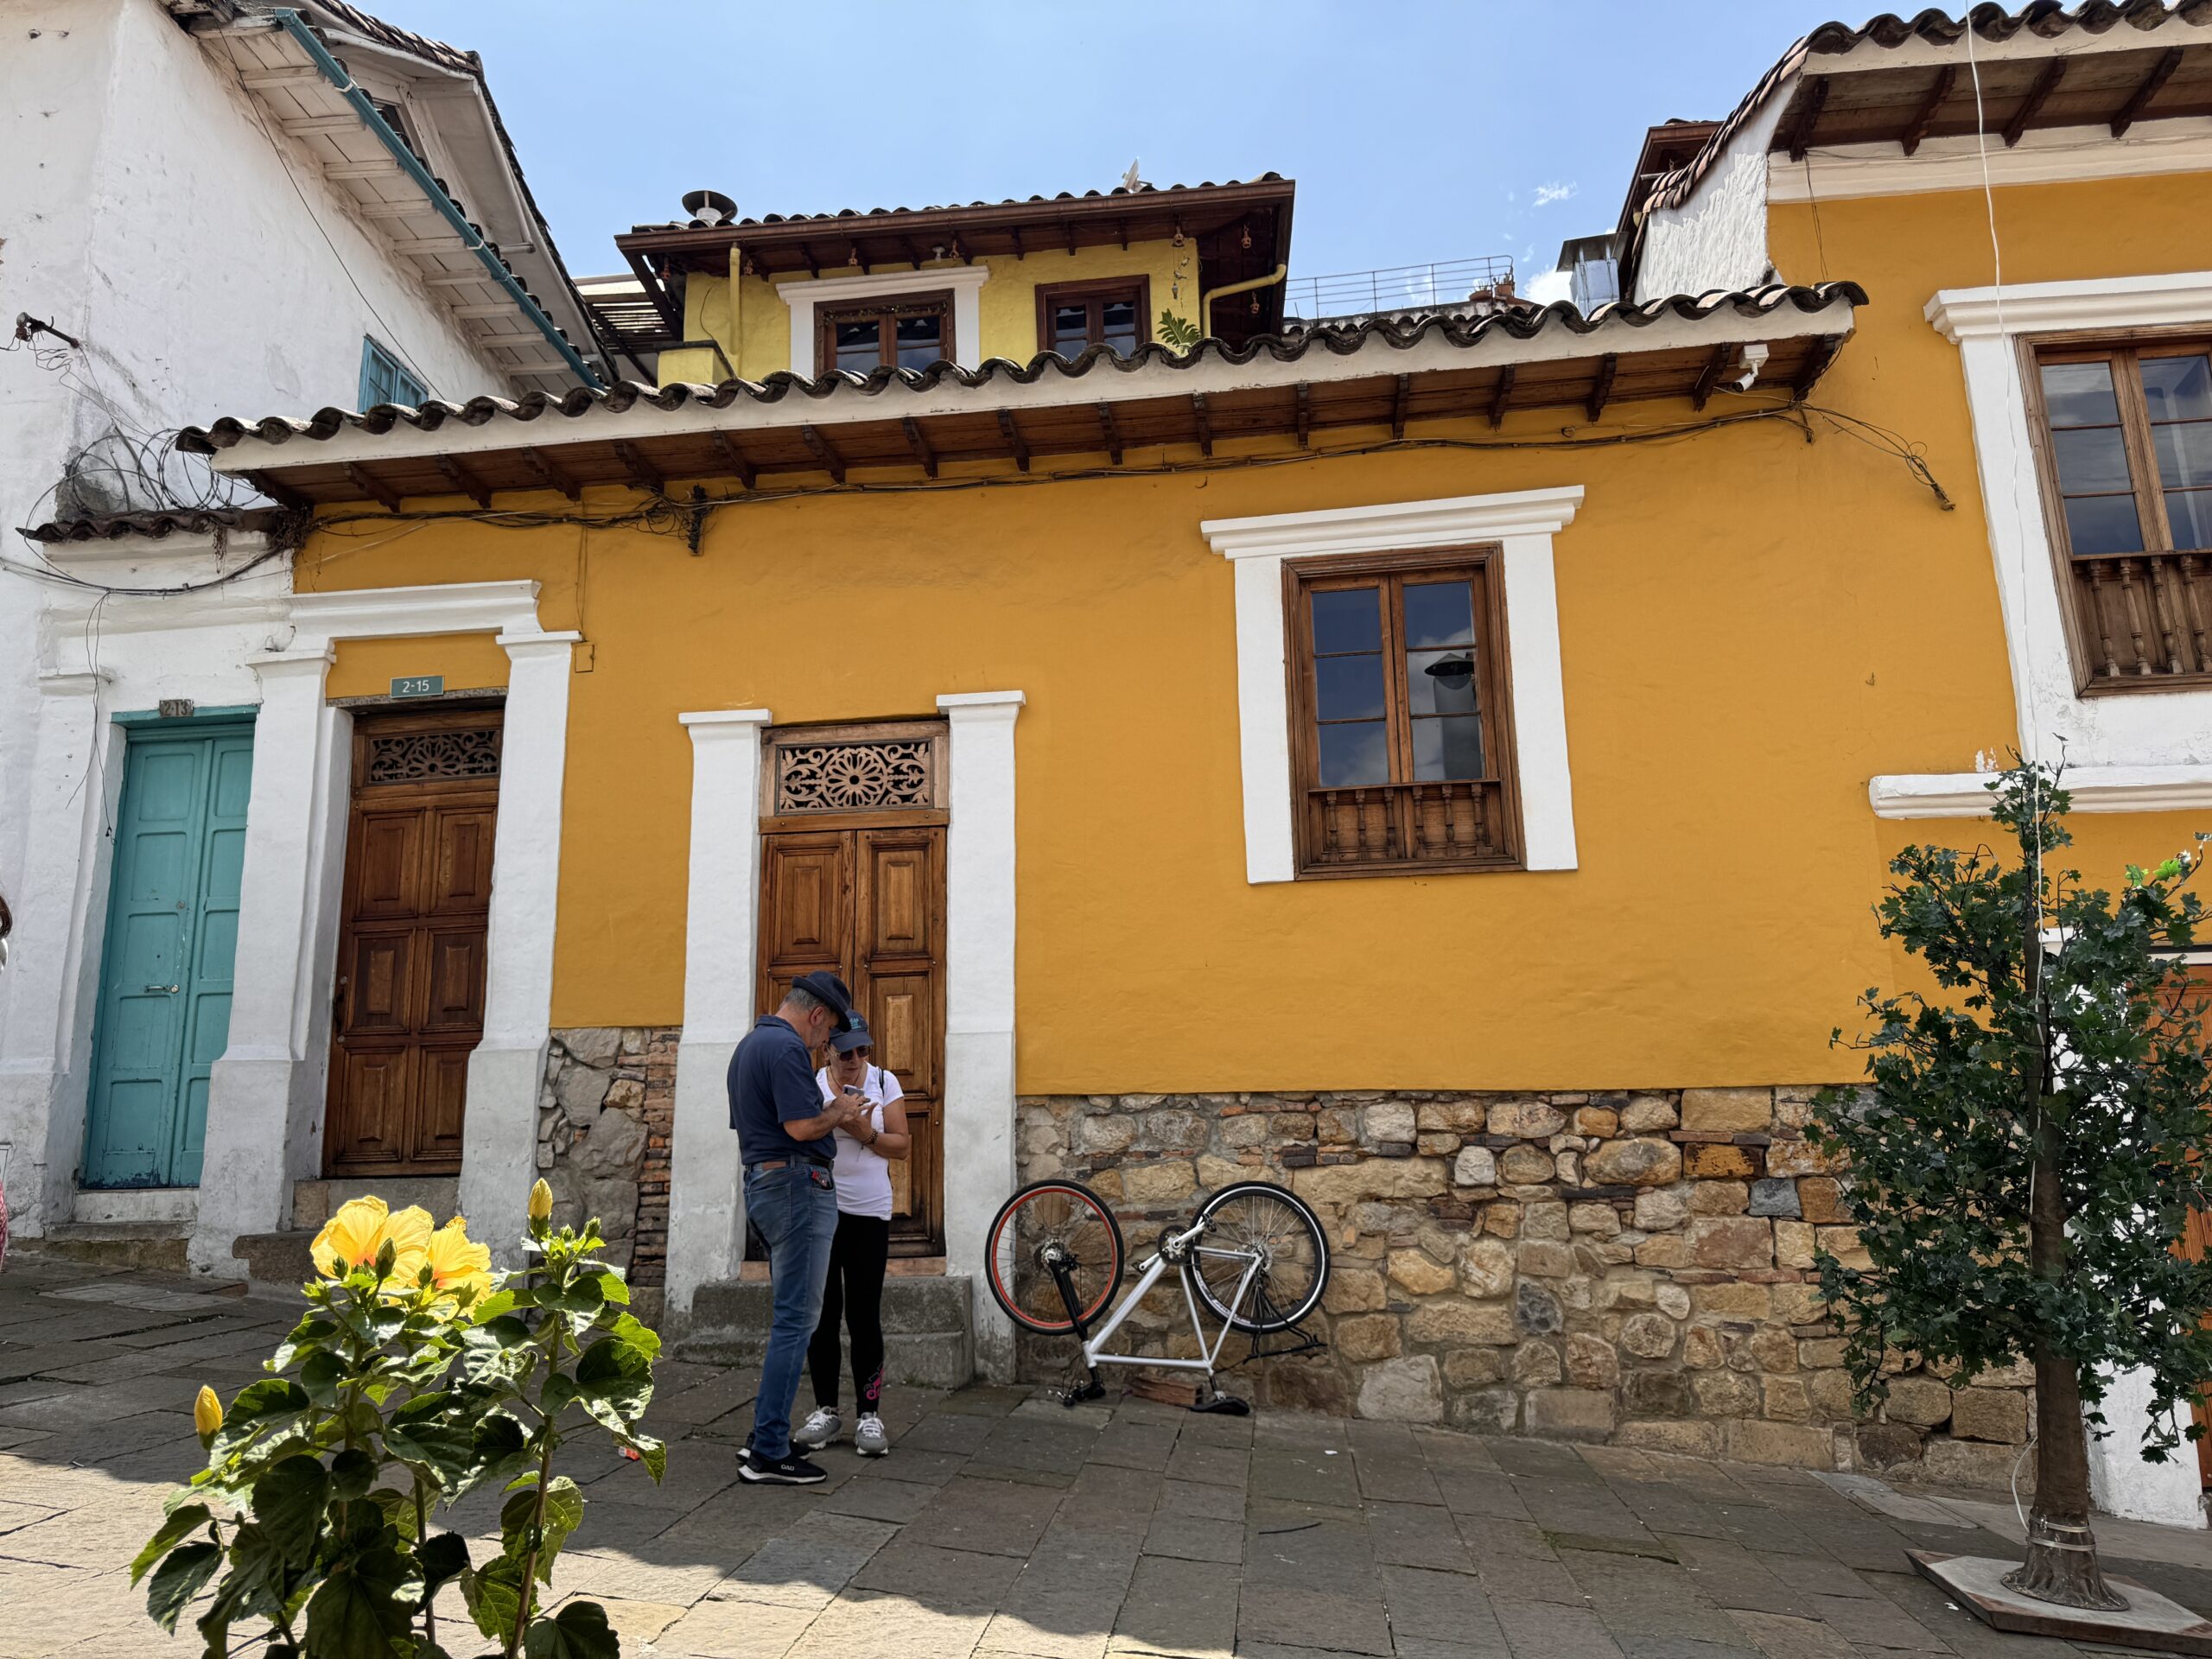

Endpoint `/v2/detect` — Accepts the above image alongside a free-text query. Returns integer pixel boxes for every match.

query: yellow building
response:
[17,5,2212,1488]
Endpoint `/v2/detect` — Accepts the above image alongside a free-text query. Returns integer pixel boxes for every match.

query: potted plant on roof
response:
[1812,761,2212,1643]
[131,1179,664,1657]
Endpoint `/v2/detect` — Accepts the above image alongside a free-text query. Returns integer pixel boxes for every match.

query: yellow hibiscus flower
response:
[308,1196,433,1285]
[423,1217,492,1309]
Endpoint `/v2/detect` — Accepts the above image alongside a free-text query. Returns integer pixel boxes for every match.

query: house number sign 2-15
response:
[390,676,444,699]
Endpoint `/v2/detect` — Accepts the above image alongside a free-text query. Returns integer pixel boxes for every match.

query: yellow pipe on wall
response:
[1198,264,1287,329]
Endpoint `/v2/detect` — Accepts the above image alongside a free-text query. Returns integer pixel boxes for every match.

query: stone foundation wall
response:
[1016,1088,2036,1484]
[537,1027,677,1290]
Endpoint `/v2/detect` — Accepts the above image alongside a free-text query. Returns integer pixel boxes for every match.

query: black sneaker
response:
[740,1447,828,1485]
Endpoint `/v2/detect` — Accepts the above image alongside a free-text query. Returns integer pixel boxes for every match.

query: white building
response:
[0,0,608,1259]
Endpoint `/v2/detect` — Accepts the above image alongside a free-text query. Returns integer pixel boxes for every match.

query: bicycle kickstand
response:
[1047,1259,1106,1409]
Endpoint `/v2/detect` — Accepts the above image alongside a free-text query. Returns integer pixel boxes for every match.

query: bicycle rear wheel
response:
[1182,1181,1329,1333]
[985,1179,1127,1335]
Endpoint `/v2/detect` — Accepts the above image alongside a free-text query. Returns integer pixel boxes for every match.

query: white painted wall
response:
[0,0,523,1225]
[1635,96,1788,301]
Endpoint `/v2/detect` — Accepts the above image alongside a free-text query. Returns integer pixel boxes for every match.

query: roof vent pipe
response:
[683,189,737,227]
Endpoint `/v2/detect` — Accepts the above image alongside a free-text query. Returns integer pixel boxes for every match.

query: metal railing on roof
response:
[1284,256,1518,327]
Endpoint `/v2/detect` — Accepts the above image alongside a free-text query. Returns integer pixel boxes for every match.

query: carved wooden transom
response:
[775,739,933,812]
[365,727,503,785]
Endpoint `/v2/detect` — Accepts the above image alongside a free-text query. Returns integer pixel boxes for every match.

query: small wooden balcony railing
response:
[2072,551,2212,688]
[1300,779,1512,873]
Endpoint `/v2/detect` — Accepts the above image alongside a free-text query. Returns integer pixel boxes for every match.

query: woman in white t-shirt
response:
[793,1014,908,1458]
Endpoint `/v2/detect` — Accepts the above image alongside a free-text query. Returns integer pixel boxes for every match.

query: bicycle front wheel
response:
[1182,1180,1330,1333]
[985,1179,1126,1335]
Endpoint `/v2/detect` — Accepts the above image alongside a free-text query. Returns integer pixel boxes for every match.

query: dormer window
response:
[1037,279,1150,359]
[817,293,953,375]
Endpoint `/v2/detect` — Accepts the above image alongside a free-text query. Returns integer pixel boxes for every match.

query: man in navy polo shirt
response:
[729,969,863,1484]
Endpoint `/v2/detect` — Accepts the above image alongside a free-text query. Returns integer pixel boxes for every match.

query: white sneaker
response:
[855,1412,890,1457]
[793,1407,842,1449]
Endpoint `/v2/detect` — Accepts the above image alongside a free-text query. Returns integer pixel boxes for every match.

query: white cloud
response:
[1523,267,1574,305]
[1533,181,1578,208]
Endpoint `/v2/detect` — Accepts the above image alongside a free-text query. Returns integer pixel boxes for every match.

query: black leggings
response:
[809,1211,889,1411]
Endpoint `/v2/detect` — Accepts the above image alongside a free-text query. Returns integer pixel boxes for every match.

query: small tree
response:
[1812,763,2212,1608]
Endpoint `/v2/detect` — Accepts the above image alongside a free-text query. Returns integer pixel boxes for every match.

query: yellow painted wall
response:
[327,633,512,701]
[291,173,2212,1092]
[660,240,1192,385]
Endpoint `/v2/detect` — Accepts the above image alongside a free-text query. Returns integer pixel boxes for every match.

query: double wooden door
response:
[758,824,946,1254]
[325,709,502,1176]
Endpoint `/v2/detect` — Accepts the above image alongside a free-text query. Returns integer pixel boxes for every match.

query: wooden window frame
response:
[1035,276,1152,358]
[815,290,955,376]
[1282,544,1522,879]
[2020,327,2212,696]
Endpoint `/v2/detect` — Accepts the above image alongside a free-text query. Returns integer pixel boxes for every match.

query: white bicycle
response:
[984,1177,1330,1411]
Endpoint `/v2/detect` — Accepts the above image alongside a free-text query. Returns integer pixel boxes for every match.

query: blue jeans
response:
[744,1161,839,1462]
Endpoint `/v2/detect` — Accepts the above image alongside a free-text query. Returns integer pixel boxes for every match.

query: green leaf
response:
[575,1336,652,1421]
[270,1317,339,1372]
[131,1503,213,1586]
[251,1454,331,1568]
[471,1288,518,1323]
[461,1554,526,1643]
[540,1369,578,1421]
[537,1274,605,1321]
[524,1599,619,1659]
[147,1541,222,1632]
[225,1377,313,1423]
[609,1313,661,1362]
[499,1476,585,1582]
[593,1271,631,1307]
[624,1433,666,1484]
[304,1546,422,1658]
[419,1530,471,1598]
[368,1486,421,1543]
[299,1348,346,1408]
[329,1446,378,1501]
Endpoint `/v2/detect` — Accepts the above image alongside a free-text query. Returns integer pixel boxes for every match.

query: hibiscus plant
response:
[133,1180,665,1658]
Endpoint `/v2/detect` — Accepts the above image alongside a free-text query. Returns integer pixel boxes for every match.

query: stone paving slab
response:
[2,1255,2209,1658]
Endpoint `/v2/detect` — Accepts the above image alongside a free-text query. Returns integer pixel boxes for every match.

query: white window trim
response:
[778,266,991,374]
[1870,764,2212,819]
[1201,486,1583,885]
[1924,270,2212,779]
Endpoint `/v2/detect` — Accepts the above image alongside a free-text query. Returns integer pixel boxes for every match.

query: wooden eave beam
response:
[1096,402,1124,465]
[613,441,665,494]
[899,416,938,478]
[1191,393,1213,457]
[899,236,928,270]
[1691,345,1730,411]
[2112,48,2183,137]
[1901,65,1955,155]
[1064,221,1078,256]
[434,454,493,509]
[709,430,756,489]
[519,447,582,501]
[1585,353,1618,424]
[1487,365,1516,429]
[247,470,312,512]
[2004,59,2067,148]
[1294,382,1312,448]
[801,423,845,483]
[800,244,822,281]
[997,409,1031,472]
[343,464,404,513]
[1116,219,1128,251]
[1009,226,1025,258]
[1390,373,1411,441]
[1792,334,1845,398]
[1785,76,1830,162]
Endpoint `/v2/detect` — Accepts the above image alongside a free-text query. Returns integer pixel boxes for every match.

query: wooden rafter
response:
[2112,48,2182,137]
[1487,365,1516,429]
[899,237,927,270]
[1390,373,1412,441]
[1691,345,1731,411]
[1901,65,1955,156]
[899,416,938,478]
[1116,219,1128,251]
[2004,59,2066,148]
[248,470,312,512]
[709,431,755,489]
[799,244,822,282]
[1096,402,1124,465]
[613,441,665,493]
[1191,393,1213,457]
[1064,222,1078,257]
[345,463,404,513]
[1294,382,1312,448]
[434,455,493,509]
[1585,353,1618,424]
[1009,226,1025,258]
[997,409,1031,472]
[801,424,845,483]
[1792,334,1845,398]
[1785,76,1830,162]
[518,448,582,501]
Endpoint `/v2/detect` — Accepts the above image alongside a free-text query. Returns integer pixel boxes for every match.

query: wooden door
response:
[325,709,501,1176]
[757,825,947,1254]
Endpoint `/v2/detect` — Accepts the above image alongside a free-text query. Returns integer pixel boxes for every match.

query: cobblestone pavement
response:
[2,1256,2208,1659]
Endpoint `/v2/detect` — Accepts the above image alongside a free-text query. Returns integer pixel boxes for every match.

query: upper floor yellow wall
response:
[660,238,1194,384]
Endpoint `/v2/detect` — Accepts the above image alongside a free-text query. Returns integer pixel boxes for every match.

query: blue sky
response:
[367,1,1853,294]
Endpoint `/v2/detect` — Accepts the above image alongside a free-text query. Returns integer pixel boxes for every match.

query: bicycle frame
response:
[1066,1215,1265,1376]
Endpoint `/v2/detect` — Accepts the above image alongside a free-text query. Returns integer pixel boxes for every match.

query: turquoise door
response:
[83,725,254,1189]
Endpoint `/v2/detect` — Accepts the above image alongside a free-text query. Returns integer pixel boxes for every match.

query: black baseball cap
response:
[789,970,855,1031]
[831,1015,874,1054]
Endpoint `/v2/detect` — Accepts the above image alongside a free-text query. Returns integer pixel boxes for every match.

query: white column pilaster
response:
[664,709,772,1331]
[194,648,335,1274]
[938,690,1024,1380]
[0,671,112,1238]
[459,631,579,1266]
